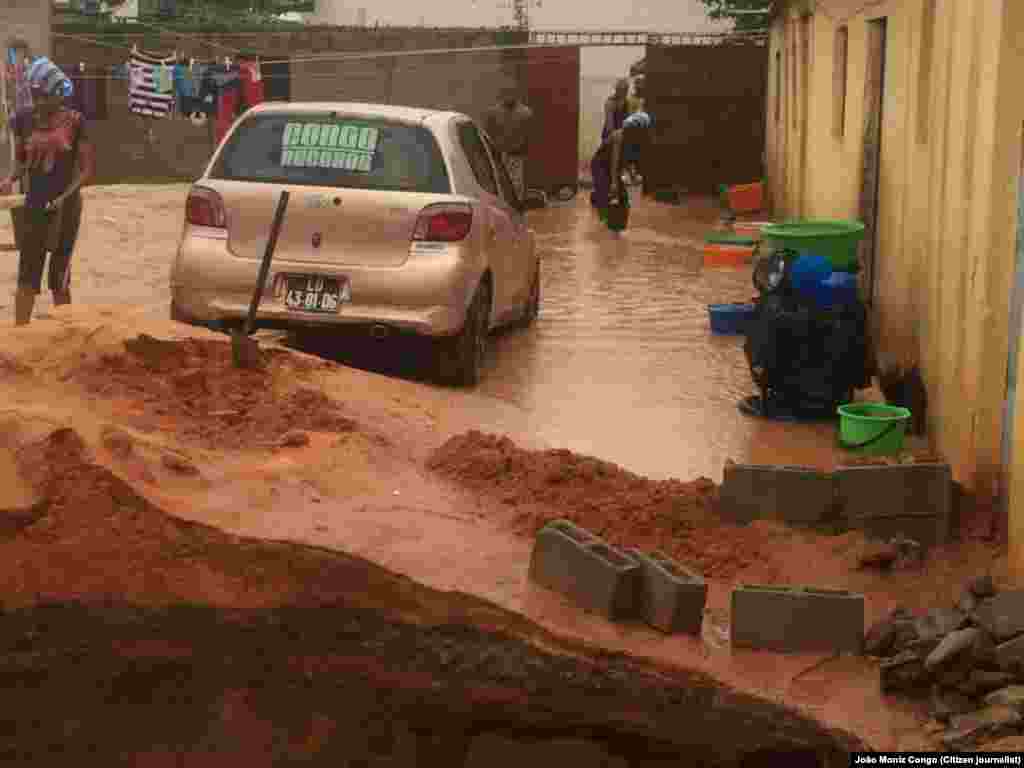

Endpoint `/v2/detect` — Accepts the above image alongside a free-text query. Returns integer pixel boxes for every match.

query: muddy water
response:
[459,195,843,482]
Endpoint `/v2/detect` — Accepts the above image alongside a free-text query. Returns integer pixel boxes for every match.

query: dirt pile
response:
[0,426,361,608]
[69,335,356,450]
[427,431,773,579]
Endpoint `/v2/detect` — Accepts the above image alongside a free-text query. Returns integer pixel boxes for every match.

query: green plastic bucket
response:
[837,402,911,456]
[763,220,866,272]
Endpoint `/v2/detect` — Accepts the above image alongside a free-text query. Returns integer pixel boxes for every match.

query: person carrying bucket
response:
[0,57,95,325]
[589,110,653,229]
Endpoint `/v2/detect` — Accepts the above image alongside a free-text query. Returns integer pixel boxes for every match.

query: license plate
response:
[282,275,345,313]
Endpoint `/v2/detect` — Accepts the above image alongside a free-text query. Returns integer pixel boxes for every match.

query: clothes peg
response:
[79,62,85,73]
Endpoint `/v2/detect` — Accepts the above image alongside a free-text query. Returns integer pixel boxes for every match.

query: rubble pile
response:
[869,575,1024,749]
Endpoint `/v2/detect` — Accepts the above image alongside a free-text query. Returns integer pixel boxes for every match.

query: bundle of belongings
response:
[740,249,872,422]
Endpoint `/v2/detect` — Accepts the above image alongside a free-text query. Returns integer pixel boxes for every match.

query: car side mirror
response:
[520,189,547,212]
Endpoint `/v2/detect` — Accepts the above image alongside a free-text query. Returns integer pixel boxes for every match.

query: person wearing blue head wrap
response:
[589,109,653,230]
[1,57,95,325]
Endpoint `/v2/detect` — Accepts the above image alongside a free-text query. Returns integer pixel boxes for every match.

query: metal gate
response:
[524,45,580,197]
[641,44,767,195]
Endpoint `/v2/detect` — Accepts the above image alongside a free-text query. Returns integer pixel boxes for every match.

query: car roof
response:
[249,101,466,128]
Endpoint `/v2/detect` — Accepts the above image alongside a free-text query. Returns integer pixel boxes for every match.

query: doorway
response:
[858,18,888,305]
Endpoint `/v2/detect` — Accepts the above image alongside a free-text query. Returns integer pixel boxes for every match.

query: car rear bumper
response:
[171,233,478,337]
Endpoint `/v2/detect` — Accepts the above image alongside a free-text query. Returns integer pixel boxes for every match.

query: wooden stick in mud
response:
[232,189,290,369]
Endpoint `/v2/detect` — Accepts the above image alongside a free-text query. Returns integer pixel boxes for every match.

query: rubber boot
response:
[52,289,71,307]
[14,289,35,326]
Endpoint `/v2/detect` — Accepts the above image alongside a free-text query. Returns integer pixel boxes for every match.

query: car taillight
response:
[412,203,473,243]
[185,187,227,229]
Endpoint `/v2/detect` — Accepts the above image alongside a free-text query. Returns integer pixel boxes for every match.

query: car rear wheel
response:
[435,281,490,387]
[517,261,540,328]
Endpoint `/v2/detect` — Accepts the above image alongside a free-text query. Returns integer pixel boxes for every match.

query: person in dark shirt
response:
[0,58,95,325]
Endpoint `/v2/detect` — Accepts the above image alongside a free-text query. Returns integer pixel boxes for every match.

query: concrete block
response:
[730,584,865,654]
[858,515,948,549]
[835,463,952,526]
[718,464,836,526]
[528,520,640,621]
[627,549,706,635]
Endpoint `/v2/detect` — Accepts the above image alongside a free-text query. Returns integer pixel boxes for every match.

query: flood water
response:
[472,195,844,482]
[300,194,848,483]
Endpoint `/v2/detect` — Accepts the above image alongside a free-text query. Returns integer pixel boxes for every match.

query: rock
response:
[984,686,1024,714]
[937,656,977,688]
[973,591,1024,642]
[926,628,982,671]
[958,591,979,615]
[930,685,980,723]
[993,634,1024,672]
[943,705,1022,750]
[101,427,134,458]
[881,650,929,694]
[916,608,970,645]
[858,540,899,569]
[864,610,919,657]
[161,453,199,476]
[970,574,997,598]
[959,670,1017,697]
[278,431,311,448]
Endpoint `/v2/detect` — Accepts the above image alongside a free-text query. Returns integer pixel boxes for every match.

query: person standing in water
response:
[0,58,94,326]
[589,110,653,228]
[484,88,533,201]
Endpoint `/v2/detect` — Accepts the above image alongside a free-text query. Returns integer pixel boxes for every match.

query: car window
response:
[210,113,451,194]
[480,130,521,208]
[456,121,499,197]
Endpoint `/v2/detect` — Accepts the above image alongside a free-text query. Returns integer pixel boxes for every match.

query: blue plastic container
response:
[818,271,859,307]
[790,254,833,299]
[708,303,756,335]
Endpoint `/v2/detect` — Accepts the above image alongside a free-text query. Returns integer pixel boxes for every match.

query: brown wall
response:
[642,44,768,195]
[1,27,528,184]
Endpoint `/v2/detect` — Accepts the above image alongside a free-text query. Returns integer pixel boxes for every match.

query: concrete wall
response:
[3,0,52,58]
[765,0,1024,532]
[644,44,767,194]
[0,26,526,183]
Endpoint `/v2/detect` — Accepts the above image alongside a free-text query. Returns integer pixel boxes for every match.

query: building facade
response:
[765,0,1024,571]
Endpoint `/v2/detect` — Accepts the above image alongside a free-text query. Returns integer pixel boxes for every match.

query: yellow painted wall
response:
[766,0,1023,509]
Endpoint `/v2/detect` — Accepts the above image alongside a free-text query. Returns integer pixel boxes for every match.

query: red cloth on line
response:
[214,87,239,144]
[239,61,265,109]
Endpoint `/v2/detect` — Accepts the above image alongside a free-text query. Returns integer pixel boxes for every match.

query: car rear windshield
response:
[210,113,451,194]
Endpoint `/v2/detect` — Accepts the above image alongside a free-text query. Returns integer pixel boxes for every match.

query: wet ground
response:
[0,185,890,484]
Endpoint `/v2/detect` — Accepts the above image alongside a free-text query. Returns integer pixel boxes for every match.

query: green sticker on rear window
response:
[280,122,380,172]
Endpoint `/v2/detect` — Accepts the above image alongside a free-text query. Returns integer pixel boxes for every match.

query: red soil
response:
[70,336,355,450]
[427,430,776,580]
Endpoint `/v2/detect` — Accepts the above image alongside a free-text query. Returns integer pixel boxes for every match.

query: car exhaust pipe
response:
[369,324,390,339]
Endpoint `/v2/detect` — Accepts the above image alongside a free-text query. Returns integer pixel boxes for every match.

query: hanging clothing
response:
[173,64,194,115]
[128,51,175,119]
[64,65,105,120]
[157,64,174,94]
[238,60,264,111]
[262,59,291,102]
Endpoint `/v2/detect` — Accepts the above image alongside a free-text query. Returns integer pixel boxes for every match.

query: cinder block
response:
[730,585,865,654]
[858,515,948,549]
[719,464,837,525]
[528,520,641,621]
[835,464,952,524]
[627,549,706,635]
